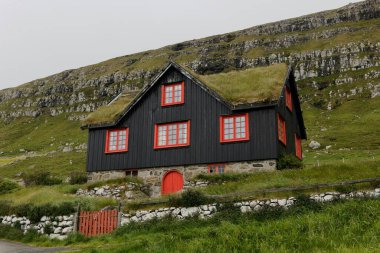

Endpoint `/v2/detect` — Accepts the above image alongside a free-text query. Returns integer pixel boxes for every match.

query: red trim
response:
[277,113,286,145]
[207,163,226,174]
[154,120,190,149]
[220,113,250,143]
[105,128,129,153]
[295,134,302,160]
[285,86,292,112]
[161,81,185,107]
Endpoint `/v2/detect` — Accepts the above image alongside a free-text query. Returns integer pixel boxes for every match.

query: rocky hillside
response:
[0,0,379,175]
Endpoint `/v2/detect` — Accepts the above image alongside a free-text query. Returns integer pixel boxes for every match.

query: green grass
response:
[0,114,86,155]
[82,91,139,127]
[199,160,380,196]
[6,198,378,252]
[0,184,116,210]
[185,63,288,105]
[0,151,86,179]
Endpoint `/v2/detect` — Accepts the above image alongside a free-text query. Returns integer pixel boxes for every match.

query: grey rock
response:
[309,140,321,149]
[240,206,251,213]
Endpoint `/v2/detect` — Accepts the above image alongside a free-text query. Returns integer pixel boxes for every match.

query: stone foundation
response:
[88,159,276,196]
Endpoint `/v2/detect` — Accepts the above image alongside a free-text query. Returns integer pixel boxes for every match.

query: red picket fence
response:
[79,210,119,237]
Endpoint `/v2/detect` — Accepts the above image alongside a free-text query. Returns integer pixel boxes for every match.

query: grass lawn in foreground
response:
[1,198,378,253]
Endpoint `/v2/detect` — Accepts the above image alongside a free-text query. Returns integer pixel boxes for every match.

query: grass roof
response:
[82,91,139,127]
[184,63,288,105]
[82,63,288,127]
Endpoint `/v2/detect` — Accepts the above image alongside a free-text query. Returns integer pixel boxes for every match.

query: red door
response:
[162,171,184,194]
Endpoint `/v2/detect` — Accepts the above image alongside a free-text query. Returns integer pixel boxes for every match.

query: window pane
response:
[168,124,177,145]
[158,125,167,146]
[165,86,173,104]
[178,123,187,144]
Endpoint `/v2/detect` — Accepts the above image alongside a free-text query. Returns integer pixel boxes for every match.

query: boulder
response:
[240,206,251,213]
[309,140,321,149]
[181,207,199,218]
[54,227,62,234]
[62,227,73,234]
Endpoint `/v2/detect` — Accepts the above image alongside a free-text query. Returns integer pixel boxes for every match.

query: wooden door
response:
[162,171,184,194]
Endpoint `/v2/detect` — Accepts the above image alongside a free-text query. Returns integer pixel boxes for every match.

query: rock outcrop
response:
[1,0,380,120]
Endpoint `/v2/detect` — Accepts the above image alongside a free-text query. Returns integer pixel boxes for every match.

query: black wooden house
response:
[82,62,306,196]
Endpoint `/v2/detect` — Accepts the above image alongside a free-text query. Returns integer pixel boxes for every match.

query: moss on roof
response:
[82,63,288,127]
[184,63,288,105]
[82,91,139,127]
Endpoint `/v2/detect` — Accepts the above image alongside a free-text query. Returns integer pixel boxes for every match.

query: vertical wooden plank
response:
[86,211,89,237]
[83,211,86,237]
[100,211,103,235]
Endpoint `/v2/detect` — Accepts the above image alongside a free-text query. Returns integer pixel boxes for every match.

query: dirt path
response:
[0,240,73,253]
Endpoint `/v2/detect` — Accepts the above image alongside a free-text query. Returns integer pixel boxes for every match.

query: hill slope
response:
[0,0,380,178]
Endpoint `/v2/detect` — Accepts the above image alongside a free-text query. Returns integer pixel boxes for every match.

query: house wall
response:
[87,159,277,196]
[276,75,303,157]
[86,66,278,172]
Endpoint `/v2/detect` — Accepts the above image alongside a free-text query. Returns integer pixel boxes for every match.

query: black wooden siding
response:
[86,67,279,172]
[276,77,303,157]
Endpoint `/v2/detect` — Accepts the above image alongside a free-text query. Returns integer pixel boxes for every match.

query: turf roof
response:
[82,63,289,128]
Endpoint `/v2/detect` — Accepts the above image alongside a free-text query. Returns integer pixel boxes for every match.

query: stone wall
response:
[88,159,277,196]
[2,188,379,240]
[0,214,74,240]
[121,188,380,224]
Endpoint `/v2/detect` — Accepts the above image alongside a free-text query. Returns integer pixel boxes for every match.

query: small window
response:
[285,86,292,111]
[125,170,138,177]
[154,121,190,149]
[105,128,129,153]
[278,113,286,145]
[220,113,250,143]
[295,134,302,160]
[208,164,226,174]
[161,81,184,106]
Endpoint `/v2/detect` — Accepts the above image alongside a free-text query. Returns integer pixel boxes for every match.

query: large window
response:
[295,134,302,160]
[220,113,250,143]
[105,128,129,153]
[161,81,184,106]
[285,86,292,111]
[278,113,286,145]
[154,121,190,149]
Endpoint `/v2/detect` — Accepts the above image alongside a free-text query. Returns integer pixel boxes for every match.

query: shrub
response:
[0,179,19,194]
[44,223,53,235]
[22,171,62,186]
[0,200,12,216]
[290,194,322,214]
[277,153,303,170]
[69,172,88,185]
[1,202,76,223]
[168,190,211,207]
[0,224,24,241]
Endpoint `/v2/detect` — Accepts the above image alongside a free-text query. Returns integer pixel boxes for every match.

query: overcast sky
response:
[0,0,361,90]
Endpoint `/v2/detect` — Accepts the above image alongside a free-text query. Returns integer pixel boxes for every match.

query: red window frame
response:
[154,121,190,149]
[220,113,250,143]
[277,113,286,145]
[295,134,302,160]
[105,128,129,153]
[285,86,292,112]
[208,164,226,174]
[161,81,185,106]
